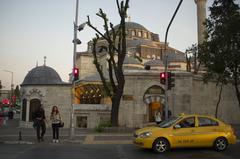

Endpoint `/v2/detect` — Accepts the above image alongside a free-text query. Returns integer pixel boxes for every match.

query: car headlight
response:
[139,132,152,138]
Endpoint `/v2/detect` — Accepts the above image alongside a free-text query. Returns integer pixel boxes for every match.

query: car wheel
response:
[152,138,169,153]
[213,137,228,151]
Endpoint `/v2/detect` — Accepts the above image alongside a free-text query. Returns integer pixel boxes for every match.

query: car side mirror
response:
[174,124,181,129]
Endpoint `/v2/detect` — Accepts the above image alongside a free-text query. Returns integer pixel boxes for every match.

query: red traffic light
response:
[160,72,166,78]
[73,68,79,81]
[160,72,166,85]
[73,68,79,75]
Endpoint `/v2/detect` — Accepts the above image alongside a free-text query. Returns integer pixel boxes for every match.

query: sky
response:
[0,0,239,90]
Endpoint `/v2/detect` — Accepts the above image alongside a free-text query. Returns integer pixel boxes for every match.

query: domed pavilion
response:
[20,62,71,128]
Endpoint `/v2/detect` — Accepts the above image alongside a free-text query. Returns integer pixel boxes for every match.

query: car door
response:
[194,116,220,147]
[171,116,197,147]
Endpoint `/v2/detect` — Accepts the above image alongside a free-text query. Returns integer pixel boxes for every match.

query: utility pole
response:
[164,0,183,120]
[70,0,79,139]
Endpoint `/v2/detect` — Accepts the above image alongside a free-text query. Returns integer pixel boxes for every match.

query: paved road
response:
[0,143,240,159]
[1,118,240,159]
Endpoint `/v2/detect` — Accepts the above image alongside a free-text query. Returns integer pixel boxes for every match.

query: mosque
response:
[19,0,240,128]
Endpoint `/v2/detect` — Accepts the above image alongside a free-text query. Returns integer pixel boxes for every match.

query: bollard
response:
[19,131,22,141]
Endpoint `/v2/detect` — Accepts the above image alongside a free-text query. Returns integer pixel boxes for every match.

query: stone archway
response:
[143,85,165,122]
[29,99,41,122]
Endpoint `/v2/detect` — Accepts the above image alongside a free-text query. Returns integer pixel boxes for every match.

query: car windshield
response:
[159,117,182,128]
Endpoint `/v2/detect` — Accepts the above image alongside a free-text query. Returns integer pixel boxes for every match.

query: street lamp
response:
[70,0,87,139]
[163,0,183,120]
[3,70,14,101]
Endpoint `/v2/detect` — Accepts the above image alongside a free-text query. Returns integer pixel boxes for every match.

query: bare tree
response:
[87,0,129,126]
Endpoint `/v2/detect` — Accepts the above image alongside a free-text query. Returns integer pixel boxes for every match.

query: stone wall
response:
[20,85,71,128]
[74,104,111,128]
[119,71,240,128]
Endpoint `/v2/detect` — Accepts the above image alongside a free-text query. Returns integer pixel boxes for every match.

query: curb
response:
[3,141,34,145]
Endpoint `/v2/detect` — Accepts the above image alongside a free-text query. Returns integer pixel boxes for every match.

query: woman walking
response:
[50,106,61,143]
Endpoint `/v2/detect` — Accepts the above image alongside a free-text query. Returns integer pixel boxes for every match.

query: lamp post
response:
[3,70,14,102]
[70,0,87,139]
[163,0,183,120]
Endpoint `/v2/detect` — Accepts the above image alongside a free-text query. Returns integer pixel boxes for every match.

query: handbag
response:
[58,121,64,128]
[33,120,37,129]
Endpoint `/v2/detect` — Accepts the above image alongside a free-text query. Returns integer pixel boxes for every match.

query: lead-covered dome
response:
[22,65,64,85]
[114,22,148,31]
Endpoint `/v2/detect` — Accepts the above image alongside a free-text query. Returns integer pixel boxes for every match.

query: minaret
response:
[195,0,207,44]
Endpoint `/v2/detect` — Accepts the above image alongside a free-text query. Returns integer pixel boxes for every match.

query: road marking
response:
[82,135,132,145]
[4,141,34,144]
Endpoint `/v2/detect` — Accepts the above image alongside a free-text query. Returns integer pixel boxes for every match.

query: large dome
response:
[22,65,64,85]
[114,22,148,31]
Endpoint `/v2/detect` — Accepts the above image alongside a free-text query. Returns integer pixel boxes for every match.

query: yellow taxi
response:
[133,114,237,153]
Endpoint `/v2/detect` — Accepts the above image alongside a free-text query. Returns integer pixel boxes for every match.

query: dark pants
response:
[36,120,46,140]
[52,123,59,139]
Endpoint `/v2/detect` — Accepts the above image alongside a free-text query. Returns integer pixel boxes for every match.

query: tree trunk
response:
[111,92,121,126]
[234,79,240,110]
[215,83,223,118]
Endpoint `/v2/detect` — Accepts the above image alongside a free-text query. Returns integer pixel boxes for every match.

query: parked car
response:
[133,114,237,153]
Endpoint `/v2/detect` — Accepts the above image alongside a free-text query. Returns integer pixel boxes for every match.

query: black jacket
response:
[33,108,46,121]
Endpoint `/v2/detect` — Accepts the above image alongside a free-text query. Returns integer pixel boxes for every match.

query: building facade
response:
[73,21,240,128]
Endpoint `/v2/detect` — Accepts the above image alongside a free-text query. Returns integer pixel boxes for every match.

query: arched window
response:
[138,31,142,37]
[143,32,148,38]
[131,30,136,36]
[22,99,27,121]
[29,99,41,122]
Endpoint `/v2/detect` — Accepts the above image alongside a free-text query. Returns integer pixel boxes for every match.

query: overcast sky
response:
[1,0,238,90]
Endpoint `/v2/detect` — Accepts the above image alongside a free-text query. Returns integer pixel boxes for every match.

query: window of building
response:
[198,117,219,127]
[131,30,136,36]
[138,31,142,37]
[77,116,87,128]
[143,32,148,38]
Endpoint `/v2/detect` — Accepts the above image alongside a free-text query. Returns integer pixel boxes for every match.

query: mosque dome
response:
[22,65,64,85]
[114,22,148,31]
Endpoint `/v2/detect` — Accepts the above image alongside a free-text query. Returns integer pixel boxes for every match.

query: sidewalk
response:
[1,118,239,145]
[0,118,133,145]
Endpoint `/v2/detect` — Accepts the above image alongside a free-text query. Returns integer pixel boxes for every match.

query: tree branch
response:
[92,38,112,97]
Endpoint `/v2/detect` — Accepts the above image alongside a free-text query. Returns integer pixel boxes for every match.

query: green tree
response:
[198,0,240,114]
[87,0,129,126]
[14,85,20,98]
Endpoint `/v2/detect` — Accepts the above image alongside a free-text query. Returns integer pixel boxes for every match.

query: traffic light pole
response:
[70,0,79,139]
[164,56,168,120]
[163,0,183,120]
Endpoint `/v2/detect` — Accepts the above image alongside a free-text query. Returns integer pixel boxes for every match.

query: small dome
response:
[22,65,64,85]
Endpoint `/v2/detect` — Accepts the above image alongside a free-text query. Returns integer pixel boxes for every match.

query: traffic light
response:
[73,67,79,81]
[160,72,166,85]
[168,72,175,90]
[160,72,175,90]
